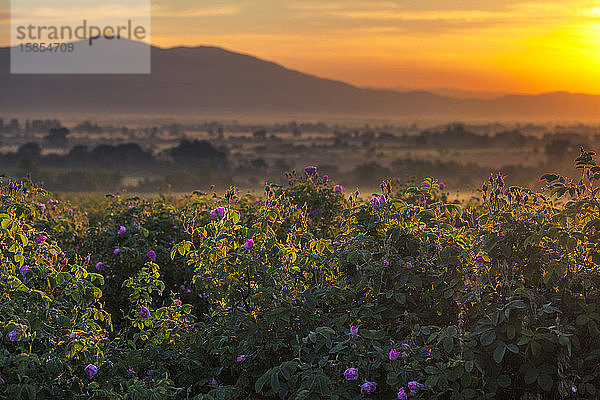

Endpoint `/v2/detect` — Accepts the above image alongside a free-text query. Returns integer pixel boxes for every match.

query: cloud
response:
[288,0,600,28]
[287,0,595,13]
[10,4,150,24]
[152,5,240,18]
[0,8,9,23]
[324,9,514,22]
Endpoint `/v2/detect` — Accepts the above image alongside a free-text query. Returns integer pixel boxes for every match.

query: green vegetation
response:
[1,151,599,399]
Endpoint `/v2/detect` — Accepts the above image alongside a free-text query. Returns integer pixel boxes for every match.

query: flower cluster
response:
[398,381,425,398]
[370,195,386,209]
[96,262,109,272]
[304,166,317,175]
[360,381,377,394]
[209,207,227,219]
[139,305,150,318]
[348,325,359,339]
[343,368,358,380]
[34,235,47,245]
[85,364,97,379]
[20,265,31,276]
[8,327,23,342]
[147,250,157,262]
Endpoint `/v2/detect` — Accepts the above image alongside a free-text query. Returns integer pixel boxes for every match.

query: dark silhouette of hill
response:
[389,86,506,100]
[1,41,600,120]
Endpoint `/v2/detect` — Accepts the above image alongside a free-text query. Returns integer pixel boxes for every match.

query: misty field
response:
[1,147,599,400]
[1,118,599,194]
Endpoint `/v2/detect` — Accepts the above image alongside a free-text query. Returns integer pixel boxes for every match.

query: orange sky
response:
[2,0,600,94]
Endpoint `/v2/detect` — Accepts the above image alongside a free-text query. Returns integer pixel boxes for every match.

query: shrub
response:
[1,152,600,399]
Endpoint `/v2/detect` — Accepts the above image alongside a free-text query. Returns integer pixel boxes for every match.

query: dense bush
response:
[1,153,599,399]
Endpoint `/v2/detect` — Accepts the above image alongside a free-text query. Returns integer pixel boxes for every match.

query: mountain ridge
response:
[1,42,599,121]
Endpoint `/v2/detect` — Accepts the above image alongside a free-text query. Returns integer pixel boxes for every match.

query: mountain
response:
[388,86,507,100]
[1,42,600,121]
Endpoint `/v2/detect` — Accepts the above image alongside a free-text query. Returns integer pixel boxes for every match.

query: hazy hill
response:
[1,42,600,121]
[388,86,507,100]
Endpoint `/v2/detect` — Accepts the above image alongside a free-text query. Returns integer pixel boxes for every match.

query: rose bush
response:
[1,152,599,399]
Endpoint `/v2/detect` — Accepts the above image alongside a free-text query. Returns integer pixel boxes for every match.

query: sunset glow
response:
[2,0,600,93]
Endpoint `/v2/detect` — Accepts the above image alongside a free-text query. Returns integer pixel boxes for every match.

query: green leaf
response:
[230,210,240,224]
[506,324,516,340]
[255,371,270,392]
[517,336,529,345]
[558,335,570,346]
[540,174,559,182]
[443,337,454,353]
[497,375,511,388]
[586,383,596,395]
[493,344,506,364]
[524,367,538,385]
[530,340,541,357]
[506,344,519,354]
[425,375,439,388]
[424,366,439,375]
[280,364,292,381]
[25,384,37,400]
[360,329,384,340]
[537,374,553,391]
[271,370,280,393]
[395,293,406,305]
[465,361,474,373]
[316,242,325,254]
[480,330,496,346]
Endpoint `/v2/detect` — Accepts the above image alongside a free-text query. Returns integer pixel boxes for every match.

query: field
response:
[1,118,599,193]
[1,148,599,400]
